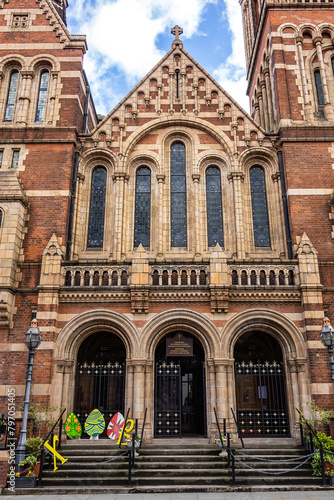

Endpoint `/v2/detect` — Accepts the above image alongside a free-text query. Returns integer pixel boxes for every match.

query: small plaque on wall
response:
[166,333,193,357]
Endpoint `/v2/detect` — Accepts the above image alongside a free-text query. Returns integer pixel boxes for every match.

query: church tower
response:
[240,0,334,408]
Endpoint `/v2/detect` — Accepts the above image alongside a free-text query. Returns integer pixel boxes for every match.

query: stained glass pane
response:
[250,166,270,247]
[134,166,151,248]
[11,150,19,168]
[0,151,3,168]
[0,211,2,229]
[171,142,187,247]
[5,71,19,121]
[206,166,224,247]
[35,70,49,122]
[87,166,107,248]
[314,70,324,107]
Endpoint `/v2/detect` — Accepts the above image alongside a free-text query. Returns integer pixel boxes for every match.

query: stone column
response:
[144,360,154,442]
[215,360,228,429]
[226,362,235,434]
[113,172,127,260]
[295,36,313,122]
[132,360,146,421]
[296,360,309,408]
[263,67,274,131]
[314,36,334,120]
[228,171,245,260]
[258,92,265,128]
[260,79,269,131]
[288,360,302,439]
[125,361,134,414]
[192,173,201,256]
[207,358,216,441]
[47,72,58,124]
[17,71,32,124]
[157,174,165,257]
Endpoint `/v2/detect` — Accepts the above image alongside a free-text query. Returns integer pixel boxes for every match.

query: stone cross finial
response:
[171,25,183,41]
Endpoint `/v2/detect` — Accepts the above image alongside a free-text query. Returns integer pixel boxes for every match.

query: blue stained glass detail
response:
[314,70,324,107]
[0,151,3,168]
[206,166,224,247]
[0,211,2,230]
[11,150,19,168]
[250,166,270,247]
[87,167,107,248]
[4,71,19,121]
[171,142,187,247]
[134,166,151,248]
[35,70,49,122]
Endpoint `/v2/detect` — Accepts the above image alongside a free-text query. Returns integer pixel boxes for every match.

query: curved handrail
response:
[230,407,244,449]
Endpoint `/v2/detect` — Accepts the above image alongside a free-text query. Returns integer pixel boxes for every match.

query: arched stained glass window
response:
[4,70,19,121]
[35,70,49,122]
[314,70,324,107]
[250,166,270,247]
[0,210,2,230]
[134,166,151,248]
[87,166,107,248]
[206,166,224,247]
[171,142,187,247]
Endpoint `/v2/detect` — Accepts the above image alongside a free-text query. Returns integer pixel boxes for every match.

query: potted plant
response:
[311,432,334,477]
[16,455,37,488]
[25,436,44,476]
[0,415,6,434]
[215,434,227,447]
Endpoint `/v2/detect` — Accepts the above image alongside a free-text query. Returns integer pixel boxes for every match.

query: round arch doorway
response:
[154,333,206,437]
[234,331,289,437]
[74,332,126,432]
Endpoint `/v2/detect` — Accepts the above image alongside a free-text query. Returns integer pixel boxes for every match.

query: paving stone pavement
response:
[1,492,334,500]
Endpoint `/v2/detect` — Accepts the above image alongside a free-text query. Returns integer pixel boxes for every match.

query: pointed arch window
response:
[87,166,107,248]
[134,166,151,248]
[4,70,19,121]
[314,70,324,107]
[0,210,2,230]
[250,166,270,247]
[171,142,187,247]
[206,166,224,247]
[35,70,49,122]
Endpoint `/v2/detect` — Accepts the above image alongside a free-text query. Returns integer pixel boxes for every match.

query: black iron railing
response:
[38,408,66,487]
[127,409,147,488]
[296,408,326,487]
[231,407,244,448]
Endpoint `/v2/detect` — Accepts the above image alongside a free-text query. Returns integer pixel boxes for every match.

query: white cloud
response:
[213,0,250,112]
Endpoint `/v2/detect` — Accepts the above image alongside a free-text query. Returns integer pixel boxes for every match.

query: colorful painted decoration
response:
[84,409,105,437]
[107,412,125,440]
[64,413,82,439]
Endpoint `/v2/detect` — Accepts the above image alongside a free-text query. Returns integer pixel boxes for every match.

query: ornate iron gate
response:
[235,360,289,436]
[155,361,181,437]
[75,361,125,429]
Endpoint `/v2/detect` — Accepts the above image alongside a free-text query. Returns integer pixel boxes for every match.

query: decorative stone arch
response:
[79,147,117,176]
[221,308,309,439]
[140,309,221,360]
[277,23,298,37]
[122,116,235,160]
[55,309,140,361]
[222,308,307,360]
[0,54,26,72]
[27,54,60,73]
[128,153,159,177]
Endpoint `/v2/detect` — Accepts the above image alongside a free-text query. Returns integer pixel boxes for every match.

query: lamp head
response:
[320,317,334,348]
[25,319,42,351]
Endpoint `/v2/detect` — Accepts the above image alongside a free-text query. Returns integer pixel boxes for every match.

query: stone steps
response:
[7,437,330,495]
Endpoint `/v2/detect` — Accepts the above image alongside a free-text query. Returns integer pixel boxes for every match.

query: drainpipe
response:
[66,152,79,260]
[277,150,293,259]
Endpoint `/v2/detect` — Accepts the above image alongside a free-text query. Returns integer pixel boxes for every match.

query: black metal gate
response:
[155,361,181,437]
[235,360,289,436]
[75,361,125,430]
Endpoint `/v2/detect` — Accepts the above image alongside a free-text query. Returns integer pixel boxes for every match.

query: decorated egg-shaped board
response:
[84,409,105,437]
[64,412,82,439]
[107,412,125,440]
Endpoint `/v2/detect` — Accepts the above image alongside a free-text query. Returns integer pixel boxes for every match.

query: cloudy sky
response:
[67,0,249,116]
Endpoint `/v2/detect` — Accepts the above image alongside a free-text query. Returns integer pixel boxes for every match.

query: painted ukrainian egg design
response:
[64,413,82,439]
[84,409,105,436]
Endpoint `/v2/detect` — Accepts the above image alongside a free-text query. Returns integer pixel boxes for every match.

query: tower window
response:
[206,166,224,247]
[35,70,50,122]
[171,142,187,247]
[250,166,270,247]
[134,166,151,248]
[314,70,324,107]
[11,150,19,168]
[4,70,19,122]
[0,151,3,169]
[87,166,107,248]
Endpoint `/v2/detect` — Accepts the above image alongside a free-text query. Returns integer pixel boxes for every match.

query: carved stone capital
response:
[156,174,165,184]
[55,358,75,374]
[192,173,200,183]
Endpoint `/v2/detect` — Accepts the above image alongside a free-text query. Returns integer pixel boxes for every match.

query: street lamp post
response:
[320,316,334,389]
[16,319,42,465]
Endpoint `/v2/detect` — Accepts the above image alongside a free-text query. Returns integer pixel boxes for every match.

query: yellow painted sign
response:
[44,435,68,471]
[116,419,134,445]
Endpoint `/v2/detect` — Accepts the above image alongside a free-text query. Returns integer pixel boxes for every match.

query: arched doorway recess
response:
[74,331,126,430]
[234,331,289,437]
[154,333,206,437]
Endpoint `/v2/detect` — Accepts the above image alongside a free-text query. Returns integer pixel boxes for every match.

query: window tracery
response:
[35,70,50,122]
[87,166,107,248]
[170,141,187,247]
[206,166,224,247]
[4,70,19,121]
[250,166,270,247]
[134,166,151,248]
